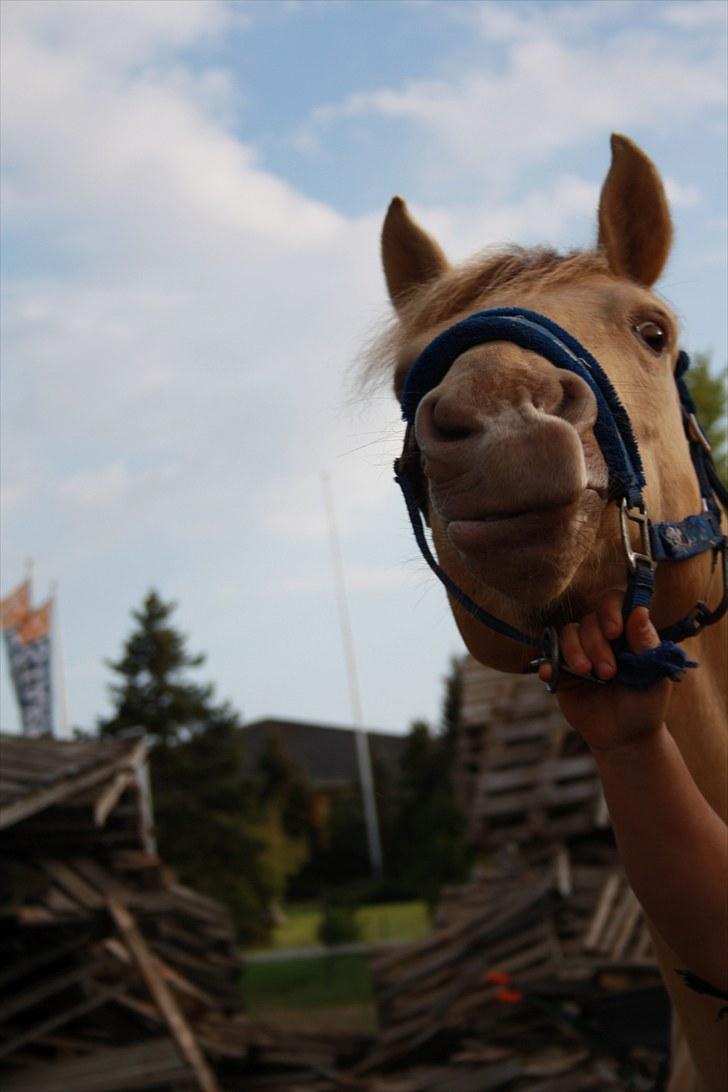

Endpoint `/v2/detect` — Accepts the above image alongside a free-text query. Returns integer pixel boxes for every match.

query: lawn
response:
[266,899,430,950]
[242,901,430,1032]
[244,952,374,1027]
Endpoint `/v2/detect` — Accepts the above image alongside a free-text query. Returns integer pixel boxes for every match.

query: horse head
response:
[379,134,718,678]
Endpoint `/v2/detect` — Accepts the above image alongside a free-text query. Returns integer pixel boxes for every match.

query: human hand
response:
[538,589,672,752]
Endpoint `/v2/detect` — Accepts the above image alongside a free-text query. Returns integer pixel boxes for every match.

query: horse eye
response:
[633,320,667,354]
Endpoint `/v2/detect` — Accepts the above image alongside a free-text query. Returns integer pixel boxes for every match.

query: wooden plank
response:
[0,961,102,1024]
[611,890,643,959]
[15,904,55,925]
[93,771,134,827]
[39,860,106,910]
[481,755,596,793]
[0,740,145,831]
[42,884,85,916]
[70,857,128,895]
[0,934,89,990]
[0,990,112,1061]
[111,850,161,871]
[583,873,621,951]
[600,885,637,956]
[0,1037,191,1092]
[107,895,220,1092]
[479,778,598,817]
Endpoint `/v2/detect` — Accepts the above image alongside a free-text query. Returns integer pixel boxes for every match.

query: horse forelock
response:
[363,247,615,390]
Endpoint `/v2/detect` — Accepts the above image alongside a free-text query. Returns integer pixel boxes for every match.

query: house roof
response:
[240,718,407,789]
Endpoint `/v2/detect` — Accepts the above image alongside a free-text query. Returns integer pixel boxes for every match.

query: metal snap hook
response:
[528,626,609,692]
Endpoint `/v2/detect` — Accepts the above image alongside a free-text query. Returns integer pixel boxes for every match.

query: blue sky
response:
[1,0,726,736]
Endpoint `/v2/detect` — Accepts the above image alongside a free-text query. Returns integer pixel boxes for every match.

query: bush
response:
[318,903,361,947]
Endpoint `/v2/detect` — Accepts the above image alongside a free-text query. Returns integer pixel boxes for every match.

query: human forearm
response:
[593,724,728,990]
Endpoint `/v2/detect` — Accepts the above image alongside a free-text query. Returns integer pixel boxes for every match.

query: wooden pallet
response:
[456,658,605,850]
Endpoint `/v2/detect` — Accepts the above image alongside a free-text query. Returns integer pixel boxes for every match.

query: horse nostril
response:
[423,393,481,444]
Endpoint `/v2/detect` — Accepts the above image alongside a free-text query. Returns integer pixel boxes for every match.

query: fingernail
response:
[605,620,620,638]
[597,661,615,679]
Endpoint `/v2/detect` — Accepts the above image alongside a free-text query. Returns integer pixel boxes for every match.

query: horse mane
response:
[363,246,614,388]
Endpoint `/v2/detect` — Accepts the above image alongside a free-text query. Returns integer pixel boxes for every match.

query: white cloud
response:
[1,0,341,251]
[662,1,728,29]
[61,461,131,507]
[298,22,725,189]
[664,178,702,209]
[3,0,240,67]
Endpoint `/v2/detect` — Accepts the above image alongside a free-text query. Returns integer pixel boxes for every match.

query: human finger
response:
[624,607,660,653]
[560,622,592,675]
[537,662,552,684]
[579,612,616,680]
[597,588,625,641]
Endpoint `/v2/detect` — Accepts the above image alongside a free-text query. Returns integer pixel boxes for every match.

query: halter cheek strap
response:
[394,308,727,692]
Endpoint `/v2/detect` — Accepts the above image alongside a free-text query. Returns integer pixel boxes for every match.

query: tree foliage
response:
[381,714,471,905]
[99,591,214,747]
[302,658,471,904]
[685,351,727,488]
[98,591,302,943]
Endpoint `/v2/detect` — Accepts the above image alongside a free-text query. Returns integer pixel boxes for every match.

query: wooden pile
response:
[346,659,671,1089]
[455,658,607,850]
[359,850,668,1090]
[0,649,673,1092]
[0,734,365,1092]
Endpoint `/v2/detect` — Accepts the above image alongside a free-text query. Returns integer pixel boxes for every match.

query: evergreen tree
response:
[98,591,274,942]
[385,719,471,905]
[99,591,216,746]
[440,655,463,763]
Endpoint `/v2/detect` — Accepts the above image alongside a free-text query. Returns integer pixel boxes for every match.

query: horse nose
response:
[416,364,596,452]
[416,389,484,448]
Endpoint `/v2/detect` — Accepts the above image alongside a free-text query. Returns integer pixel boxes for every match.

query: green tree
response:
[440,655,463,763]
[98,591,273,942]
[256,735,313,841]
[685,351,727,488]
[384,718,471,906]
[253,736,314,903]
[99,591,214,746]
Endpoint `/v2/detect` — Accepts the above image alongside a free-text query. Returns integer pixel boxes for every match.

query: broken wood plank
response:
[107,895,220,1092]
[94,771,134,828]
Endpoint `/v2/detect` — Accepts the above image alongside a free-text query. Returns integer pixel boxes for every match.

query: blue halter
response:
[394,308,727,691]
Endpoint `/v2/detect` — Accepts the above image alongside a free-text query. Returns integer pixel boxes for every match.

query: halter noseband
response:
[394,308,727,691]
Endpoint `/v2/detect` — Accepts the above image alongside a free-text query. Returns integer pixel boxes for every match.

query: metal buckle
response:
[690,541,728,634]
[620,499,656,573]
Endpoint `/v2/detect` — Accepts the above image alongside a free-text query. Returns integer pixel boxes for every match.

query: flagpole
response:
[321,472,383,880]
[50,581,68,738]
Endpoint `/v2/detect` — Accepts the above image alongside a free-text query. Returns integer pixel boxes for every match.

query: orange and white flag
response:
[17,601,52,645]
[0,581,31,631]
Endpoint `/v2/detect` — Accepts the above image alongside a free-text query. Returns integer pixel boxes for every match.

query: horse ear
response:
[382,197,449,310]
[597,134,673,286]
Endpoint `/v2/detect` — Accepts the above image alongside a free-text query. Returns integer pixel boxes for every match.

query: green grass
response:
[244,953,372,1013]
[243,902,430,1028]
[356,901,430,944]
[265,899,430,950]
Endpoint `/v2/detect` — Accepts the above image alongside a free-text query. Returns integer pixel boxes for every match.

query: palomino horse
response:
[374,135,726,1091]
